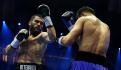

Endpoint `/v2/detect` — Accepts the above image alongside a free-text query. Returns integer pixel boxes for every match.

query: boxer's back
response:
[79,16,110,57]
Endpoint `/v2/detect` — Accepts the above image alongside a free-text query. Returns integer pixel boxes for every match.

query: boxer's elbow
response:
[48,34,56,43]
[5,45,16,56]
[4,45,10,54]
[47,30,57,42]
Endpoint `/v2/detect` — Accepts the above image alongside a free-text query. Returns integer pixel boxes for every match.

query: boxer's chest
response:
[28,40,45,55]
[19,40,46,57]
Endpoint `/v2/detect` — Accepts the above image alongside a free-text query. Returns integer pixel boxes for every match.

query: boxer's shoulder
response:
[78,16,86,21]
[77,16,94,23]
[103,23,109,29]
[75,17,86,25]
[100,22,110,30]
[32,32,49,42]
[41,32,48,38]
[33,32,48,39]
[85,16,97,21]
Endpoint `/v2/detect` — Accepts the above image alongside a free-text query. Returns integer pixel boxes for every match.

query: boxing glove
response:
[61,11,74,31]
[10,29,29,48]
[37,4,50,17]
[37,4,53,28]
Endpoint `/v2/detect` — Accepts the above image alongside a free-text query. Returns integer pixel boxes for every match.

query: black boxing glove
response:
[37,4,53,28]
[37,4,50,17]
[10,29,29,48]
[61,11,74,31]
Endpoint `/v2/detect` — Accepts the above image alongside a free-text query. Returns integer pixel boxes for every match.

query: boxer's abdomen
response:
[17,40,46,64]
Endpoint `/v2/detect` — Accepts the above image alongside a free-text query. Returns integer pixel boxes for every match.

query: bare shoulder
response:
[78,16,86,22]
[41,32,48,38]
[32,32,50,43]
[83,16,97,21]
[102,22,110,30]
[74,17,86,26]
[100,22,110,36]
[41,32,50,43]
[31,32,48,41]
[35,32,48,38]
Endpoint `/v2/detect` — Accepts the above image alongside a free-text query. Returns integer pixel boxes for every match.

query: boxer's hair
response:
[28,14,43,25]
[76,6,95,18]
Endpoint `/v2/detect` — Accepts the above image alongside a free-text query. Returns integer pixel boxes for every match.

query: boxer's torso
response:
[79,16,110,57]
[17,32,48,64]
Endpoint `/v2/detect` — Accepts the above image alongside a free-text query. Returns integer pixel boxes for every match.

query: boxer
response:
[4,4,56,70]
[59,6,110,70]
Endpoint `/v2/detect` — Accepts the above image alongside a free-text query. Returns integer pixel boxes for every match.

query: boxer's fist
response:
[61,11,73,21]
[16,29,29,41]
[37,4,53,27]
[10,29,29,48]
[37,4,50,17]
[61,11,74,30]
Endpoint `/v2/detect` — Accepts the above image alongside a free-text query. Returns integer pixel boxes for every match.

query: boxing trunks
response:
[70,51,108,70]
[16,63,46,70]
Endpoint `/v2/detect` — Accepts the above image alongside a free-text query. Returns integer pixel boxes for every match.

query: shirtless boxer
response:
[59,6,110,70]
[4,4,56,70]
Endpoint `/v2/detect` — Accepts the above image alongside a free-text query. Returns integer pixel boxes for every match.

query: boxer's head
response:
[76,6,95,18]
[28,14,44,36]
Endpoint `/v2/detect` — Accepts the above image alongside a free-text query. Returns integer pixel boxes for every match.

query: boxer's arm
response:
[5,45,17,56]
[61,11,81,45]
[59,17,85,46]
[47,26,56,42]
[37,4,56,42]
[5,29,28,55]
[4,44,21,62]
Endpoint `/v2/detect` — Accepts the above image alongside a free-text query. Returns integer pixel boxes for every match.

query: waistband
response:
[16,63,45,70]
[74,51,108,68]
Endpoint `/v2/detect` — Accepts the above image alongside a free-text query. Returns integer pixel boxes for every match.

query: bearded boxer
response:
[4,4,56,70]
[59,6,110,70]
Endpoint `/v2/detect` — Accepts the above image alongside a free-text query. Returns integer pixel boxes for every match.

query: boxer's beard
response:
[30,26,42,37]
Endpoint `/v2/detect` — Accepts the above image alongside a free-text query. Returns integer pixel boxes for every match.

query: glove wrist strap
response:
[44,16,53,28]
[58,36,64,46]
[10,38,20,48]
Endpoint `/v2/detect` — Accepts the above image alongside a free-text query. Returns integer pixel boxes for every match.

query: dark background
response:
[0,0,121,70]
